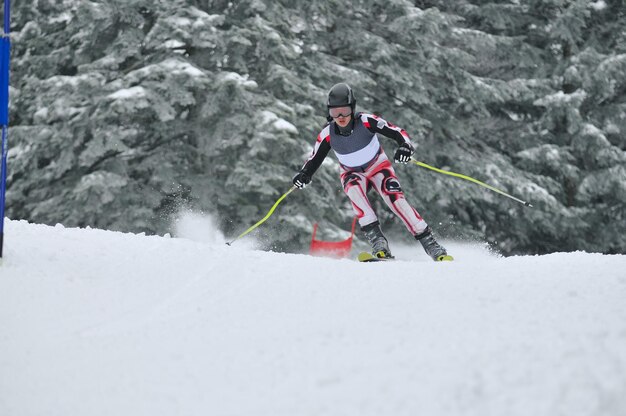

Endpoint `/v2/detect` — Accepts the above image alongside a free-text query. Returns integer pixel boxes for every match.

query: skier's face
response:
[334,113,352,128]
[329,106,352,127]
[329,106,352,119]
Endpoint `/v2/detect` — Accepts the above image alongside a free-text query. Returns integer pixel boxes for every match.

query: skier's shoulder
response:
[317,122,332,141]
[358,111,377,119]
[357,112,386,129]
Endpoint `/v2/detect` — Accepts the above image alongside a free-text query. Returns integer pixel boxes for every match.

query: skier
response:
[292,83,452,261]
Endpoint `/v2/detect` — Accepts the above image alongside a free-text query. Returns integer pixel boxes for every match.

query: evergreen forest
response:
[5,0,626,255]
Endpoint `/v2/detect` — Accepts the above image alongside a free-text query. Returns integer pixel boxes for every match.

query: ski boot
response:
[415,226,453,261]
[362,221,394,259]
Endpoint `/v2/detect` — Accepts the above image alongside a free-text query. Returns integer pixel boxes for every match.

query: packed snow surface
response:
[1,219,625,416]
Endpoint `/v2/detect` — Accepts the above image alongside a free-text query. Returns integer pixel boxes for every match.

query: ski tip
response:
[436,254,454,262]
[357,252,376,262]
[357,251,394,262]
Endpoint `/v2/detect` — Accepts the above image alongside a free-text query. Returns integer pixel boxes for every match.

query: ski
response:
[357,252,393,262]
[435,254,454,262]
[357,252,455,262]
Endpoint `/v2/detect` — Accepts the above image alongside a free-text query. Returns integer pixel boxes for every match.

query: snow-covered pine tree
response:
[6,0,626,254]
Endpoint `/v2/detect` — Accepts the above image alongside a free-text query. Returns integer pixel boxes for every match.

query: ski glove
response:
[292,171,311,189]
[394,143,415,164]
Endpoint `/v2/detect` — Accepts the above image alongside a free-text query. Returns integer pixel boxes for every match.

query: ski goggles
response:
[329,106,352,119]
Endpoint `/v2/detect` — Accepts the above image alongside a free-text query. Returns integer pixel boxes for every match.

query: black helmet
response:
[327,83,356,111]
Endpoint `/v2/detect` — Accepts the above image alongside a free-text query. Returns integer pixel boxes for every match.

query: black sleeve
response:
[301,137,332,177]
[363,114,412,147]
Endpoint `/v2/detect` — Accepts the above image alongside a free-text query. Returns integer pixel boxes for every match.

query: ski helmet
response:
[327,83,356,113]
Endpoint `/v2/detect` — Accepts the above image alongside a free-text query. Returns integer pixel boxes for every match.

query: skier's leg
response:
[368,159,428,235]
[367,158,451,261]
[341,170,378,228]
[341,170,392,258]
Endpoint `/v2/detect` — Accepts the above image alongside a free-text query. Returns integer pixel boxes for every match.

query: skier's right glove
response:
[292,171,311,189]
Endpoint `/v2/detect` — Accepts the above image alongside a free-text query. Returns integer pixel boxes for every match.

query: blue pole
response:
[0,0,10,258]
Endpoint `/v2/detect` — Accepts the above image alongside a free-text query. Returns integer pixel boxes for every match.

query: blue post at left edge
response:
[0,0,11,258]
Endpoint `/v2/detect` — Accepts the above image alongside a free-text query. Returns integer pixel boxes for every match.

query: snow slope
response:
[1,218,625,416]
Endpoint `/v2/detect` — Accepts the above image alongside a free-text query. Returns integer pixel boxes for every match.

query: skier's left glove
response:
[292,171,311,189]
[394,143,414,164]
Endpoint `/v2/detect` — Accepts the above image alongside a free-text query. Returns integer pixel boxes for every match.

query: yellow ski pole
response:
[411,159,533,207]
[226,186,297,245]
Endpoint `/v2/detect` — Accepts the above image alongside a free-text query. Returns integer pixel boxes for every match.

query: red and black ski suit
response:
[300,112,429,236]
